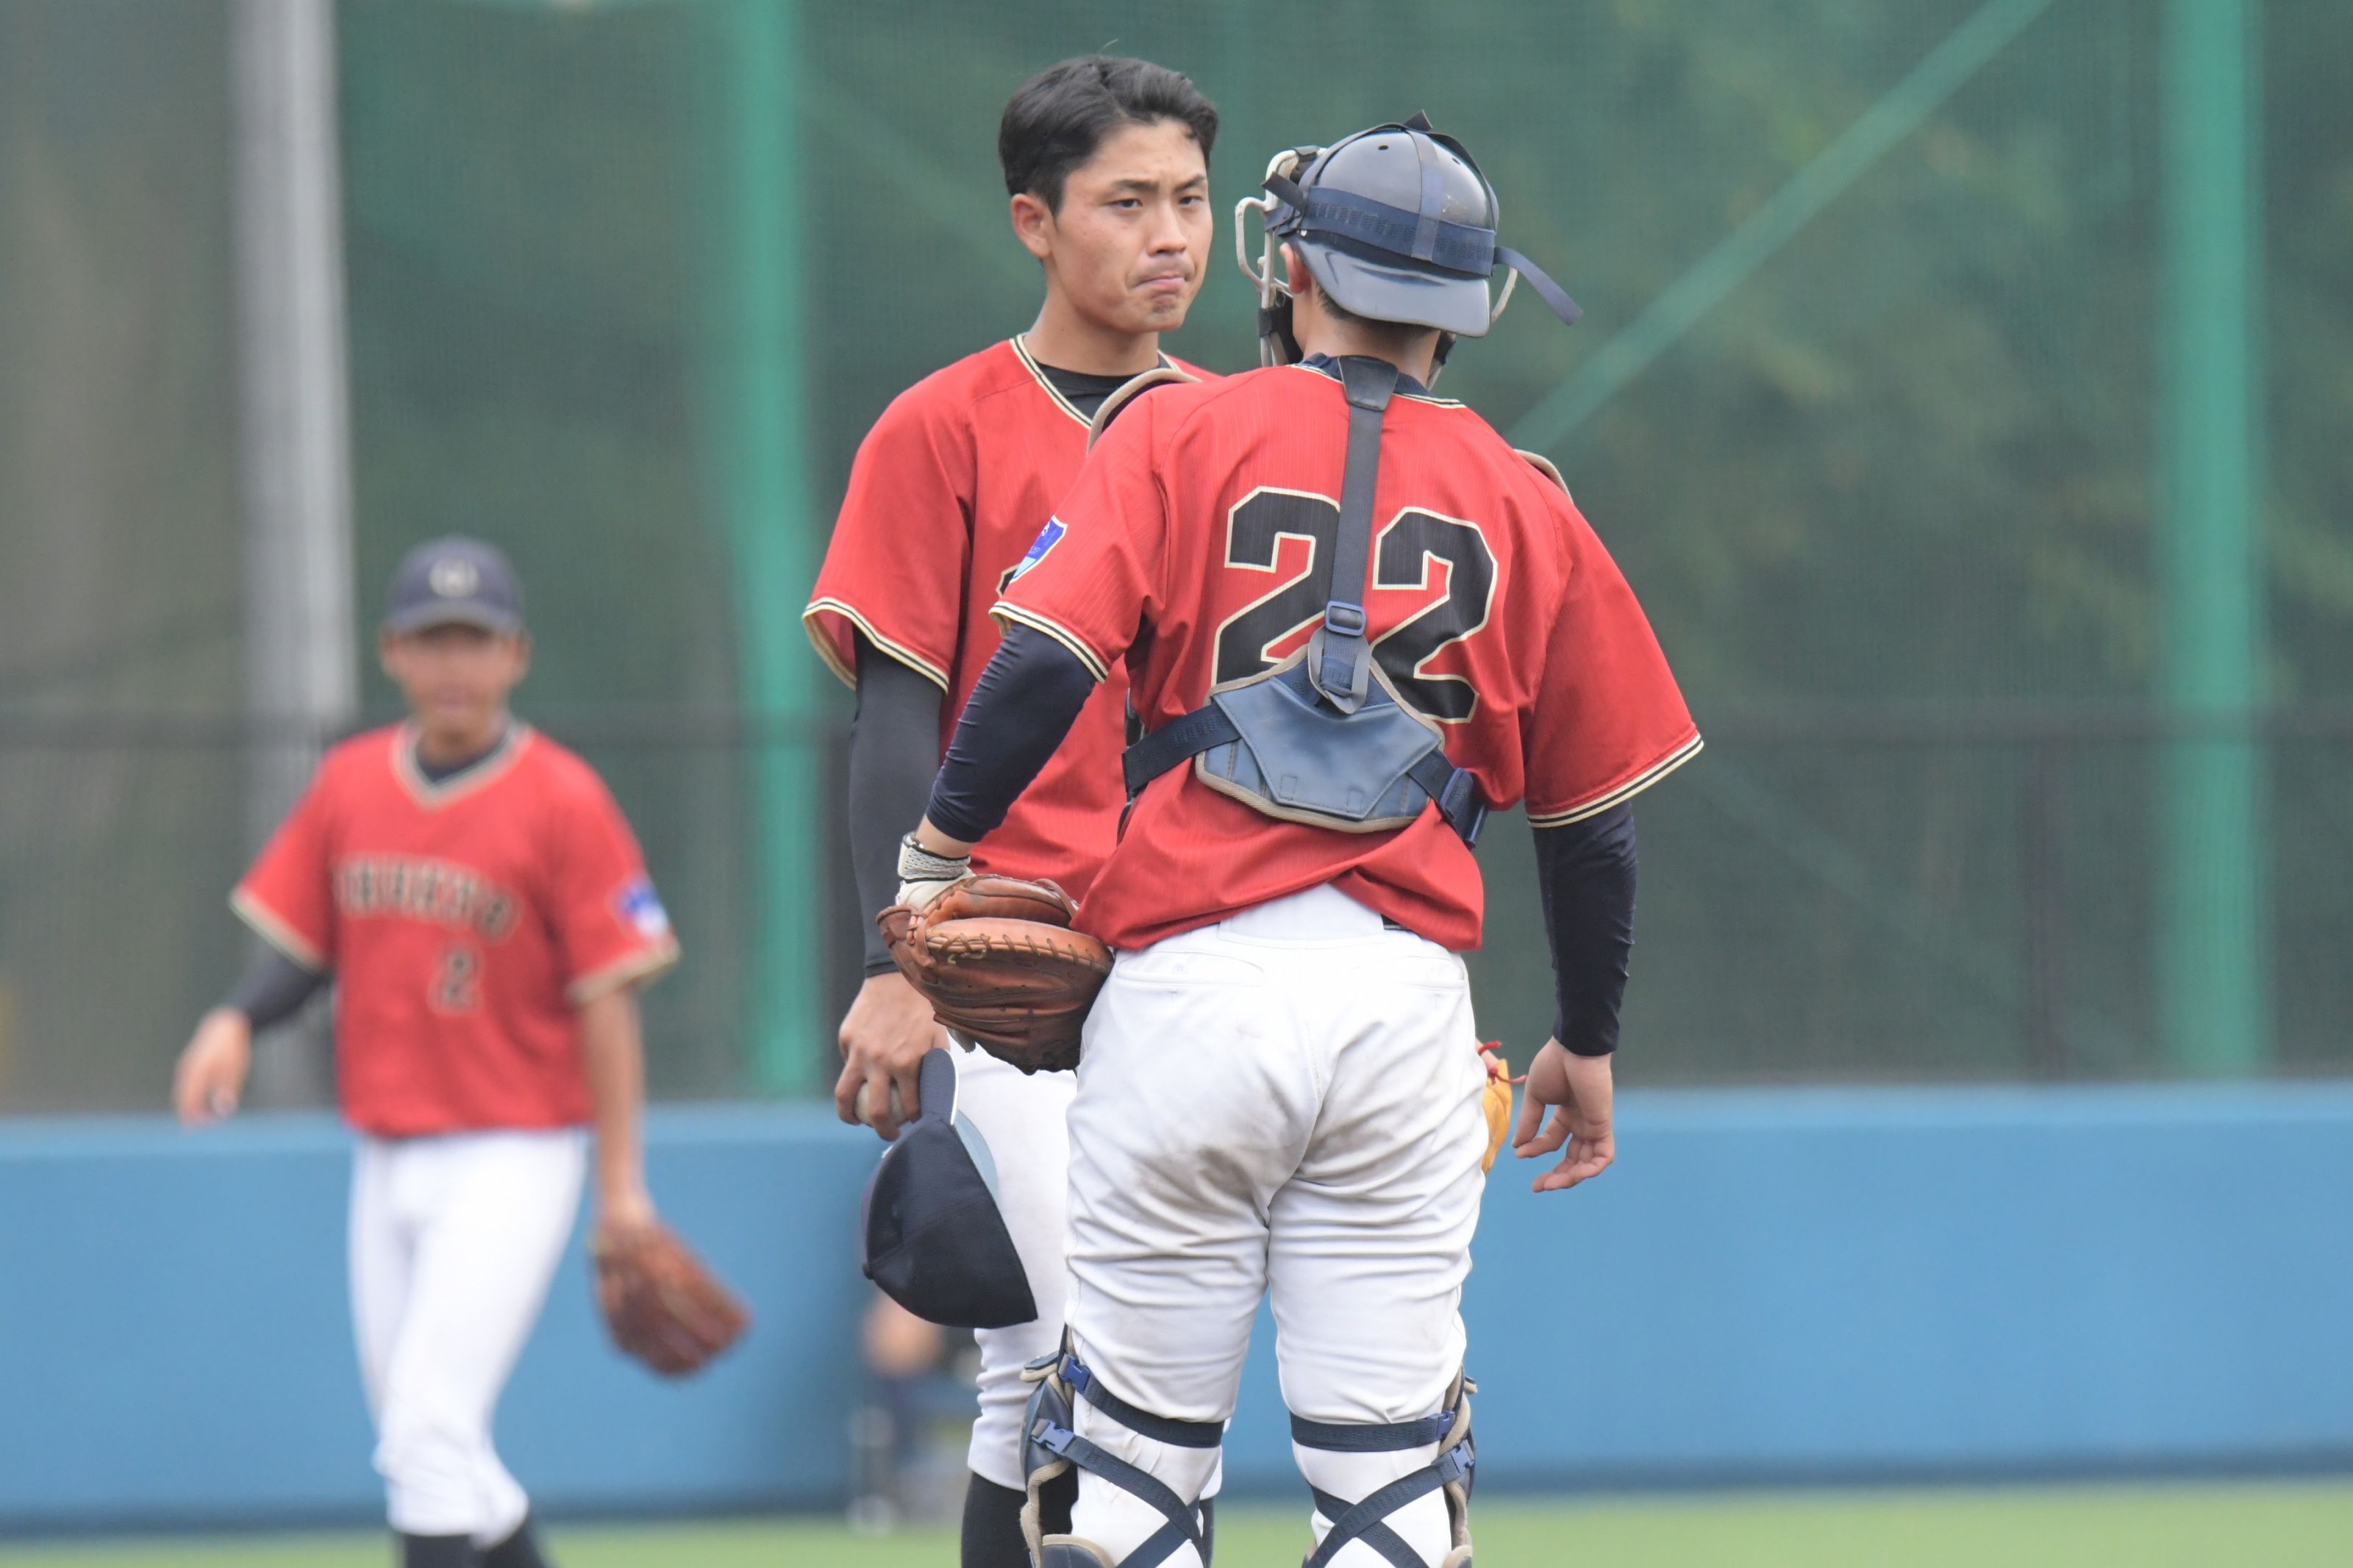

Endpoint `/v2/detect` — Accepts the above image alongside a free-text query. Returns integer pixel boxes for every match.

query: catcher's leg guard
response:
[1038,1546,1117,1568]
[1291,1372,1477,1568]
[1021,1344,1220,1568]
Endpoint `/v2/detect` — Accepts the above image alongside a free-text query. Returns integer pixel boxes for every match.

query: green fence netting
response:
[1,0,2347,1109]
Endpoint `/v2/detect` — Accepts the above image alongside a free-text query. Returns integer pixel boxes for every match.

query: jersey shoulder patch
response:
[1004,517,1068,590]
[615,876,671,940]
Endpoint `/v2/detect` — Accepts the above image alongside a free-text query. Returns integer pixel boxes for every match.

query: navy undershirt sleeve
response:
[221,948,327,1032]
[850,634,949,974]
[924,623,1098,845]
[1534,804,1639,1056]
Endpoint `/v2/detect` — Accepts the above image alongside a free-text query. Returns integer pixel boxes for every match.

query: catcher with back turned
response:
[804,55,1221,1568]
[892,117,1699,1567]
[170,539,745,1568]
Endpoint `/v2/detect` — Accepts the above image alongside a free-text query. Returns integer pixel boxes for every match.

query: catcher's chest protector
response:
[1123,356,1488,845]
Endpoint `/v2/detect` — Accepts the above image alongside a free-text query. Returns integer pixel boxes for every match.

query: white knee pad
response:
[1021,1341,1221,1568]
[1290,1372,1476,1568]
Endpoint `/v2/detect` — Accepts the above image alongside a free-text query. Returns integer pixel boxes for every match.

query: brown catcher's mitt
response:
[879,873,1113,1074]
[593,1222,749,1377]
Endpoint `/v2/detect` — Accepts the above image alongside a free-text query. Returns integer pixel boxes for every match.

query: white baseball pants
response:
[952,1043,1076,1490]
[1060,884,1490,1567]
[349,1129,585,1543]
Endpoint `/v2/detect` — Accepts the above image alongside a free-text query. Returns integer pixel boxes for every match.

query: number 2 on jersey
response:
[435,945,482,1014]
[1210,488,1498,720]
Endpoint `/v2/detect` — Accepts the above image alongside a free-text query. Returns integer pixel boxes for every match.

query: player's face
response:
[379,624,530,748]
[1024,119,1210,336]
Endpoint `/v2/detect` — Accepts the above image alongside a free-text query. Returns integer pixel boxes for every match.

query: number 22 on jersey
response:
[1210,487,1498,722]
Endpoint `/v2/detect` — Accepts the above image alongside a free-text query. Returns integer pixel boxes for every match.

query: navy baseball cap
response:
[383,537,525,636]
[861,1048,1038,1330]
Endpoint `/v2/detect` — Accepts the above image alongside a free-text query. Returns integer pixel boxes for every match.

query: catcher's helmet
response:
[860,1047,1038,1330]
[1238,112,1580,368]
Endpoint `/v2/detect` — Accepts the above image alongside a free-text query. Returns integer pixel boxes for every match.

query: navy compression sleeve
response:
[220,948,326,1032]
[924,623,1097,844]
[1535,804,1639,1056]
[850,634,948,973]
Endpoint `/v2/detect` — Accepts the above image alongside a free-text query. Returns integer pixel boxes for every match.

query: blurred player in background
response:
[804,55,1218,1568]
[172,538,682,1568]
[902,115,1697,1567]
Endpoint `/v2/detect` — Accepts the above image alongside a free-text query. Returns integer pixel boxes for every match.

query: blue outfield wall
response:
[2,1085,2351,1529]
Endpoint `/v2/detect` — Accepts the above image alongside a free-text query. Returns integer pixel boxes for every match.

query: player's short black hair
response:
[999,56,1218,213]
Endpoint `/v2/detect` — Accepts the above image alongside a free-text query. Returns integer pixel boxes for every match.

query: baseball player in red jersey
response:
[804,57,1221,1568]
[898,118,1699,1568]
[171,539,680,1568]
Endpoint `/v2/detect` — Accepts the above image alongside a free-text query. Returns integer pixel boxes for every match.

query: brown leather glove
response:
[593,1222,750,1377]
[878,874,1112,1074]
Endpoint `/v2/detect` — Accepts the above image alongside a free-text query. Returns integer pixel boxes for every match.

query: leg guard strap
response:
[1290,1413,1455,1452]
[1062,1352,1223,1448]
[1304,1446,1468,1568]
[1021,1344,1221,1568]
[1032,1422,1209,1568]
[1293,1372,1477,1568]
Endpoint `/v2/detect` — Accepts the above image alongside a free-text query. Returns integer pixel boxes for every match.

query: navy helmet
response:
[860,1048,1038,1330]
[1237,112,1580,368]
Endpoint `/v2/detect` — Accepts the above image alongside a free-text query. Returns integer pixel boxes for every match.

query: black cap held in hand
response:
[383,537,525,636]
[860,1048,1038,1331]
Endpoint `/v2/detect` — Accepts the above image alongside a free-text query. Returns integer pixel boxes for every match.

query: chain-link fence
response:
[3,0,2348,1109]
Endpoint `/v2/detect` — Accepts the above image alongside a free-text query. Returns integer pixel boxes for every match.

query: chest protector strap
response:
[1121,356,1488,847]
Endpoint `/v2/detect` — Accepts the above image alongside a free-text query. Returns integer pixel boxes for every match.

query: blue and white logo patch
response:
[1007,518,1067,586]
[615,877,671,940]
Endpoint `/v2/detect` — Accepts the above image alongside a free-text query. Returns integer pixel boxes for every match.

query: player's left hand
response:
[1513,1039,1615,1193]
[835,970,946,1141]
[173,1008,254,1126]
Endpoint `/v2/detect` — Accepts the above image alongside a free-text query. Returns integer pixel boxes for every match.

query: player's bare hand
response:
[835,971,943,1142]
[173,1008,253,1127]
[1513,1039,1615,1193]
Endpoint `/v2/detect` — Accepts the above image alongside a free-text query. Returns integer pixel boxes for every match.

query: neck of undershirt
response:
[1299,351,1432,399]
[1035,358,1160,421]
[413,723,510,785]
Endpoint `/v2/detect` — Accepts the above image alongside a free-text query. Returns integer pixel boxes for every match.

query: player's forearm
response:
[217,948,328,1033]
[577,987,650,1211]
[850,635,949,966]
[1535,805,1638,1056]
[921,623,1097,848]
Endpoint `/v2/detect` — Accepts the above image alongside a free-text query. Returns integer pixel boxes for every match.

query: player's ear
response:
[1280,242,1310,301]
[375,628,401,682]
[508,632,532,684]
[1010,190,1055,262]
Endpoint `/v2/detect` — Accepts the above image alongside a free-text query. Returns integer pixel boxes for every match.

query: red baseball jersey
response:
[996,363,1701,953]
[233,724,679,1137]
[804,337,1208,899]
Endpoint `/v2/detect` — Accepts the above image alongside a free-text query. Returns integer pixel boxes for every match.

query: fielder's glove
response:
[1478,1044,1517,1175]
[878,873,1112,1075]
[593,1222,750,1377]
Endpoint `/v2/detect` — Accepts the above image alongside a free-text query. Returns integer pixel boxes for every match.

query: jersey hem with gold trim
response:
[988,602,1111,684]
[1527,731,1704,827]
[231,887,327,971]
[801,598,953,692]
[566,939,683,1004]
